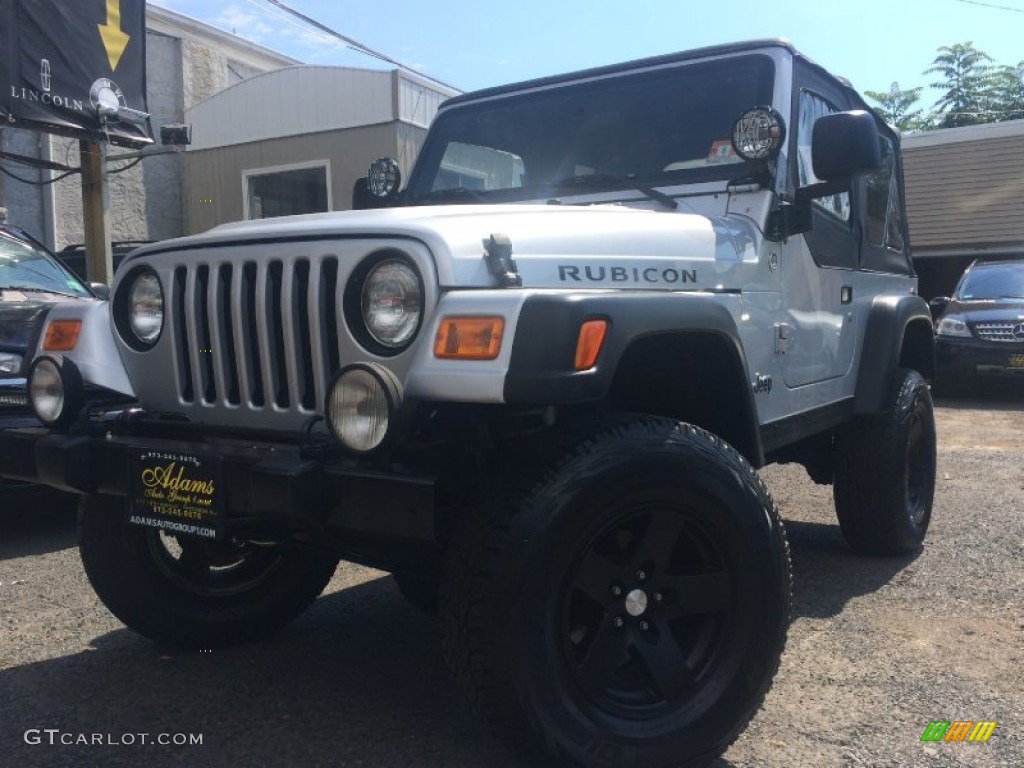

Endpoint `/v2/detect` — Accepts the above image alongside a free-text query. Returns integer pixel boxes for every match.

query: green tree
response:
[864,81,926,131]
[989,62,1024,121]
[925,42,994,127]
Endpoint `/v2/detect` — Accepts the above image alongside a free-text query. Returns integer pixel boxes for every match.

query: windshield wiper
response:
[1,285,81,298]
[548,173,678,211]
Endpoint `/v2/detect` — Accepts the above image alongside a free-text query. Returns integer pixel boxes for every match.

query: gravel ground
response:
[0,388,1021,767]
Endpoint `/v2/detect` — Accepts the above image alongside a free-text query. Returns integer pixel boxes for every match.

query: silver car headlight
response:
[936,316,971,338]
[360,258,423,349]
[128,271,164,345]
[0,351,23,375]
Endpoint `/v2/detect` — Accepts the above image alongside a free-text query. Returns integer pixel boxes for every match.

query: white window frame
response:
[241,159,333,220]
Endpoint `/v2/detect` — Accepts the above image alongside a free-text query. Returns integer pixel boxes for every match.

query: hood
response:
[945,298,1024,325]
[129,203,761,290]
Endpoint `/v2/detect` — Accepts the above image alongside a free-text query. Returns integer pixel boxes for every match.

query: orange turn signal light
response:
[574,319,608,370]
[42,319,82,352]
[434,316,504,360]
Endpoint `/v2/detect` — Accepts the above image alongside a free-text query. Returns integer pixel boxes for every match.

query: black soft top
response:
[441,38,889,141]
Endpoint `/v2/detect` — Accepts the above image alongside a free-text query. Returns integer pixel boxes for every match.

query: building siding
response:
[903,127,1024,254]
[184,123,412,234]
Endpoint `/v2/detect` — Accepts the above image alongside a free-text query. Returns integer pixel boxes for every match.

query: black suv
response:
[931,259,1024,392]
[0,226,96,397]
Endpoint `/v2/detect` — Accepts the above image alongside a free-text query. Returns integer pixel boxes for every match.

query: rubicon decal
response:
[558,265,698,284]
[920,720,997,742]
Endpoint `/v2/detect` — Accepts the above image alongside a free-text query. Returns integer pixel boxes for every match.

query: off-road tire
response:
[440,415,791,768]
[79,494,339,649]
[834,368,937,555]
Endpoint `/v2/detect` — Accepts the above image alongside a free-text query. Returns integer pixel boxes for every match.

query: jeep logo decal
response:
[558,265,698,284]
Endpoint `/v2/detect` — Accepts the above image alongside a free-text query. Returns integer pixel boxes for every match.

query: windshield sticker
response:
[707,141,737,165]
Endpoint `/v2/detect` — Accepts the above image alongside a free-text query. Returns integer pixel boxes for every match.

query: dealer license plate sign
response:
[129,449,224,539]
[1008,354,1024,369]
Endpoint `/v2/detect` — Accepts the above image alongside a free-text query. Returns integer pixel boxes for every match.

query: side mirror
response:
[88,283,110,300]
[812,110,882,181]
[928,296,950,320]
[782,111,884,237]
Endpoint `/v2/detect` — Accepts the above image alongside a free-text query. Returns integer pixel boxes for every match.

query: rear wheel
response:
[79,494,339,648]
[834,368,936,555]
[441,416,791,768]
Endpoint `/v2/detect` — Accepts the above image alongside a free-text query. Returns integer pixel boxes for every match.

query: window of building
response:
[796,90,850,222]
[243,161,331,220]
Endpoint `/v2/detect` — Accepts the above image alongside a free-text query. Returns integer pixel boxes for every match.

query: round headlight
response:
[367,157,401,200]
[28,356,82,428]
[361,259,423,349]
[128,272,164,345]
[731,106,786,162]
[326,364,403,453]
[29,358,64,425]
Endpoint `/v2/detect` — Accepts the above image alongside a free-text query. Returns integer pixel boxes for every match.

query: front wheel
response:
[79,495,339,648]
[441,416,791,768]
[834,368,937,555]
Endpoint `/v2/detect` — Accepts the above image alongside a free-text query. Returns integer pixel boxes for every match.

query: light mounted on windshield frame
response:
[367,158,402,201]
[731,106,786,163]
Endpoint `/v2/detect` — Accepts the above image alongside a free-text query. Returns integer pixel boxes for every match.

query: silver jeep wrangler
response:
[2,39,935,768]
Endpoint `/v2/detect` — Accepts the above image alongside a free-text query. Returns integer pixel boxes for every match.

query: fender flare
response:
[853,294,935,414]
[503,291,763,464]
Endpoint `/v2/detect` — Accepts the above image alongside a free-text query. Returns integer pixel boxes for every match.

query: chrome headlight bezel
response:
[345,251,424,356]
[115,267,164,350]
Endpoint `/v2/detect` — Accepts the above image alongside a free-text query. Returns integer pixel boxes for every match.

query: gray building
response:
[0,5,298,251]
[183,66,458,233]
[903,119,1024,299]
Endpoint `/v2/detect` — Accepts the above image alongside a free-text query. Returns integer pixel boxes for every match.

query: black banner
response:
[0,0,151,146]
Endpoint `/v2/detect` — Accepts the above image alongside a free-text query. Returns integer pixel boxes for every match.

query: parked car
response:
[0,226,97,390]
[0,40,936,768]
[931,259,1024,393]
[57,240,150,283]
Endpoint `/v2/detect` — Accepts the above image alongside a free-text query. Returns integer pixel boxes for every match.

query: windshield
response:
[0,231,90,297]
[406,54,776,204]
[956,263,1024,300]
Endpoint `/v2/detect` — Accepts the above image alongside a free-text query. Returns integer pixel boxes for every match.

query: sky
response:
[154,0,1024,112]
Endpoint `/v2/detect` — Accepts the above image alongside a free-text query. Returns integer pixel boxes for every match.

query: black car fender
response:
[853,294,936,414]
[503,291,764,465]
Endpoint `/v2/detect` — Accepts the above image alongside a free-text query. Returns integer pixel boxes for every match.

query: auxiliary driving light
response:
[28,356,84,428]
[325,363,403,453]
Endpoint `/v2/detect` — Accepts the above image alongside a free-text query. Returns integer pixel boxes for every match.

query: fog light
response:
[326,363,403,453]
[28,356,83,428]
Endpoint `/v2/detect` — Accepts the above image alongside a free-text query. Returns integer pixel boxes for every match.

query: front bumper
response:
[935,336,1024,382]
[0,414,438,561]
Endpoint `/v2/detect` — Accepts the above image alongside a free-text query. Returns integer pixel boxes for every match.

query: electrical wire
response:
[0,164,79,186]
[953,0,1024,12]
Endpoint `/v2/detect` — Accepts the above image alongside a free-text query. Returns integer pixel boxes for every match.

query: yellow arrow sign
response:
[97,0,130,71]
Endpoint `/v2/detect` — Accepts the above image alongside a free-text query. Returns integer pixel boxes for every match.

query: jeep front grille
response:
[170,257,342,412]
[974,322,1024,343]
